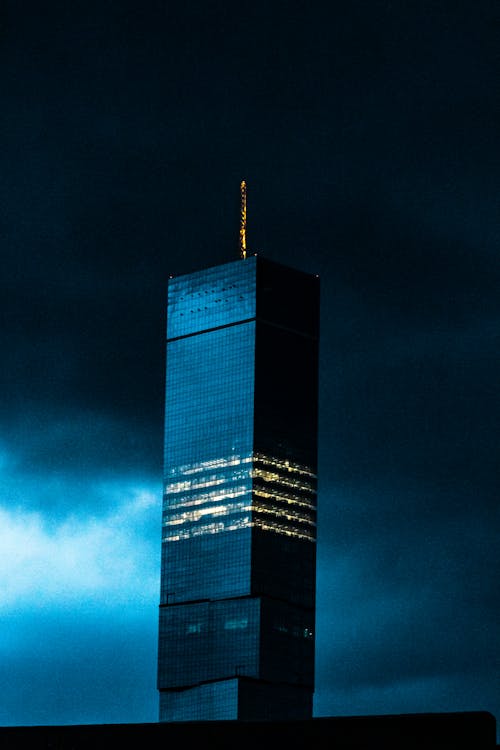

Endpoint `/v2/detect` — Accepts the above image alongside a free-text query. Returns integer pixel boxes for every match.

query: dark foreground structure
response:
[1,712,497,749]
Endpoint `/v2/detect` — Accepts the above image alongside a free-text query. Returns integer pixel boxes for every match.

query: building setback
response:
[157,253,320,721]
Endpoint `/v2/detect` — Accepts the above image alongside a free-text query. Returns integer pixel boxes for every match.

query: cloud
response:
[0,410,163,491]
[0,600,159,727]
[315,479,499,724]
[0,478,161,612]
[314,672,500,721]
[0,439,162,725]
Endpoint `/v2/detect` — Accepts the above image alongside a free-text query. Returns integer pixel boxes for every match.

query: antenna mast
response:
[239,180,247,259]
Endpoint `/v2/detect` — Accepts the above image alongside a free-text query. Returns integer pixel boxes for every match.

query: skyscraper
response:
[157,250,320,722]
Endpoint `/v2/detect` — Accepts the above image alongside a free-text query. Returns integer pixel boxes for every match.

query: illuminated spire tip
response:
[239,180,247,260]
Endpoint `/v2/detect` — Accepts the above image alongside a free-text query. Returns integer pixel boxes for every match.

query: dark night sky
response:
[1,0,499,732]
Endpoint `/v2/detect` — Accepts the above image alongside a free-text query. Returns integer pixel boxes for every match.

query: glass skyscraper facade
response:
[157,254,320,722]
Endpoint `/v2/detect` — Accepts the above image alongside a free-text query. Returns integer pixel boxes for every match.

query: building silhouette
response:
[157,253,320,721]
[2,712,497,749]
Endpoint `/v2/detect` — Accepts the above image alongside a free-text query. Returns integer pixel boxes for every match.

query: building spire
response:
[239,180,247,259]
